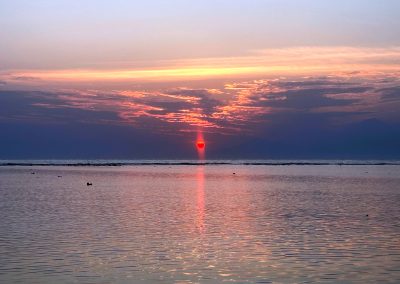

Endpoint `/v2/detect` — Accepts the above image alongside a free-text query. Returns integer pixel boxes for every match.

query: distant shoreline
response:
[1,160,400,166]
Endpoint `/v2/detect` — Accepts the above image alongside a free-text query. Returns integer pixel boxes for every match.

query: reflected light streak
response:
[196,166,205,234]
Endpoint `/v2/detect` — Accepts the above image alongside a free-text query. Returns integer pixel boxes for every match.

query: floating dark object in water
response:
[366,214,369,217]
[31,172,35,175]
[58,175,62,178]
[87,182,93,186]
[233,173,236,175]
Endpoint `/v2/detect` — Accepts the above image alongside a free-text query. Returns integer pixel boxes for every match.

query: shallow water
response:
[0,165,399,283]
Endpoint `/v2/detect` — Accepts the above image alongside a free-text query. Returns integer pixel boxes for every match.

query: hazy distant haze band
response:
[1,160,400,166]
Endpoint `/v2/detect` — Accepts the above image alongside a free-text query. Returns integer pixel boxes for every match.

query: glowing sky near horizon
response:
[0,0,400,158]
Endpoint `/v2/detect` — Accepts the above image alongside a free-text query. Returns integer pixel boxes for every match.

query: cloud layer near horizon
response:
[1,72,400,135]
[2,47,400,86]
[1,60,400,159]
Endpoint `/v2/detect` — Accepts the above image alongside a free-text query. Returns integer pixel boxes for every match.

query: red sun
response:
[196,141,205,149]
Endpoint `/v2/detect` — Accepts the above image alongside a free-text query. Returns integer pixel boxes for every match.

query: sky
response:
[1,0,400,159]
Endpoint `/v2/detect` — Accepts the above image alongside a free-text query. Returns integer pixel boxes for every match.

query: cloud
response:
[11,76,40,81]
[248,87,368,110]
[380,86,400,101]
[2,46,400,86]
[1,72,400,136]
[0,91,120,124]
[1,71,400,159]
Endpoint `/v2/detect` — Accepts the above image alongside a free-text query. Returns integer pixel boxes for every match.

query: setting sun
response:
[196,141,205,150]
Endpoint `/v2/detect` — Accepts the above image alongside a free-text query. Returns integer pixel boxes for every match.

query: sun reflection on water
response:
[196,166,205,234]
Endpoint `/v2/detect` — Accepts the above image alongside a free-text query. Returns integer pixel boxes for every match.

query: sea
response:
[0,160,399,283]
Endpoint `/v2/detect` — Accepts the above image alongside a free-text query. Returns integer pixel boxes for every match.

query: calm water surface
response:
[0,165,399,283]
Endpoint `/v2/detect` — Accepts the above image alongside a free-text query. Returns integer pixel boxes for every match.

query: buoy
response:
[87,182,92,186]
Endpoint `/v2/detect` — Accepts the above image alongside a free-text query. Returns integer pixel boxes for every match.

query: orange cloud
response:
[3,70,399,135]
[2,46,400,87]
